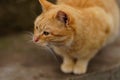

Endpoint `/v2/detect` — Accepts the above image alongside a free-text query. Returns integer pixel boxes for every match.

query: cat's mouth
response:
[33,37,48,46]
[34,41,48,47]
[33,36,39,43]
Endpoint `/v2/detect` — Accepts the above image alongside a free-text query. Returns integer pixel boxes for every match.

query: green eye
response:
[43,31,50,36]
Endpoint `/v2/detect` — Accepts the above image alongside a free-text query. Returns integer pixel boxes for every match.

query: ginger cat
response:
[33,0,120,74]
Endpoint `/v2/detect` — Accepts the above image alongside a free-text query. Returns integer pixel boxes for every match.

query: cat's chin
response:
[35,42,48,47]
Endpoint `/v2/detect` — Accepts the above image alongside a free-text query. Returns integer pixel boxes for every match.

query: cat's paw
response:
[61,63,74,73]
[73,64,87,75]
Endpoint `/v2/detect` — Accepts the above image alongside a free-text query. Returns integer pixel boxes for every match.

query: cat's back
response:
[57,0,119,23]
[57,0,120,44]
[57,0,117,8]
[57,0,118,12]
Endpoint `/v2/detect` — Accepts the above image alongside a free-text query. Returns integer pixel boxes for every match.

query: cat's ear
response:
[56,11,70,25]
[39,0,54,12]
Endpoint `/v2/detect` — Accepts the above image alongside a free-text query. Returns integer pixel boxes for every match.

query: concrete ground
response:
[0,34,120,80]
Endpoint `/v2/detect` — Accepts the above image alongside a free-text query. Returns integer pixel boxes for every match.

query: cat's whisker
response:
[24,31,60,63]
[27,39,32,42]
[31,41,60,63]
[26,32,34,37]
[24,31,34,42]
[46,46,60,64]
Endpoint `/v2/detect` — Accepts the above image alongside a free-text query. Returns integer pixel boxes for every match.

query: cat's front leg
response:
[73,59,89,75]
[61,56,75,73]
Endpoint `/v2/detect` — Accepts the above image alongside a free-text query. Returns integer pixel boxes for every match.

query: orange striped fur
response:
[34,0,120,74]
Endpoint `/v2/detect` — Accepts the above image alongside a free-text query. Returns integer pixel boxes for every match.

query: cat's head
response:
[33,0,75,47]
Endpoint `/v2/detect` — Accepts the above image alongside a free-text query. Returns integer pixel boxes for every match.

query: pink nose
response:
[33,36,39,42]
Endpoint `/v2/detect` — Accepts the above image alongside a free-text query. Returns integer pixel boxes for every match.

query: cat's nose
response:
[33,36,40,42]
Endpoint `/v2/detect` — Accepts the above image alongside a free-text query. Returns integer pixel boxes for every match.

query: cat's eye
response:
[36,26,39,30]
[43,31,50,36]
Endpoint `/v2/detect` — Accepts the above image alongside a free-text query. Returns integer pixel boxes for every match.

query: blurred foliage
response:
[0,0,56,36]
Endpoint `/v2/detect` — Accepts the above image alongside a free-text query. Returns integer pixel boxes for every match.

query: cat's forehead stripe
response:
[35,15,44,24]
[35,16,45,27]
